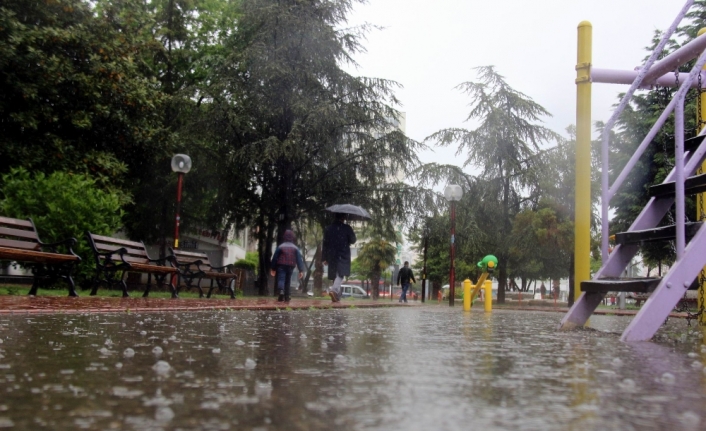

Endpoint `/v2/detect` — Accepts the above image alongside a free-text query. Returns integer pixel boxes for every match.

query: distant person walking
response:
[322,213,356,302]
[397,261,415,303]
[270,229,306,302]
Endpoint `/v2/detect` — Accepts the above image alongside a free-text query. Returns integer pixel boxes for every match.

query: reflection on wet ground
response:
[0,307,705,430]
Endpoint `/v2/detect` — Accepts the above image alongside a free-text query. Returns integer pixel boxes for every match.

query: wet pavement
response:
[0,307,705,430]
[0,295,407,314]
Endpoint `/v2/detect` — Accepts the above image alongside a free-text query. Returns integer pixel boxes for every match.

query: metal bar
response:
[621,223,706,341]
[676,96,686,259]
[608,50,706,205]
[599,1,690,260]
[644,30,706,83]
[592,68,706,88]
[595,136,706,279]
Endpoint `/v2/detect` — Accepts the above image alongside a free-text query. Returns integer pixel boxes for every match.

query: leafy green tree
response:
[203,0,423,295]
[0,0,172,194]
[356,238,396,299]
[426,66,561,302]
[0,168,123,284]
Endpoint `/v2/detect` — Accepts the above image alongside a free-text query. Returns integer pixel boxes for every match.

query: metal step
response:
[614,221,703,245]
[685,135,706,153]
[581,277,661,293]
[648,173,706,198]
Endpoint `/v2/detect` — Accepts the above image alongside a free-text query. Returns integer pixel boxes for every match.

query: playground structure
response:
[463,255,497,312]
[562,0,706,341]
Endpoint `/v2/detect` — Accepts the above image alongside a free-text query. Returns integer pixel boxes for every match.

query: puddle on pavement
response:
[0,308,705,430]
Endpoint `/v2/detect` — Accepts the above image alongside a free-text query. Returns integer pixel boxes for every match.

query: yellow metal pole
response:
[470,272,489,304]
[575,21,592,304]
[698,29,706,326]
[484,280,492,312]
[463,279,472,311]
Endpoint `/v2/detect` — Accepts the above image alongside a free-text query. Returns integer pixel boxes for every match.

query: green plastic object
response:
[477,254,498,272]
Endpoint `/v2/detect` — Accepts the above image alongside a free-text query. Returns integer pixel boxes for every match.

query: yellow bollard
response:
[463,279,472,311]
[484,280,492,312]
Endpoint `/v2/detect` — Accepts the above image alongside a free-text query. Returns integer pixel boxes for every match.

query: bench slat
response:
[94,245,150,259]
[0,238,41,251]
[0,226,40,241]
[0,216,33,228]
[127,262,177,274]
[0,246,79,263]
[90,233,143,248]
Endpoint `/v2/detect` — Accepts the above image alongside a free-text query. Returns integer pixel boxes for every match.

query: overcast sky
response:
[343,0,688,170]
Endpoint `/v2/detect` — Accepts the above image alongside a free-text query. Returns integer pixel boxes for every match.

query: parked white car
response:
[340,284,370,299]
[307,285,370,299]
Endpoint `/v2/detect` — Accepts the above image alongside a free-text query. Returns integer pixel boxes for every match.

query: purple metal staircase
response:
[560,0,706,341]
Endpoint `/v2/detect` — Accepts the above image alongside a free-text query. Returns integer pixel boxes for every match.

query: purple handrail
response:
[600,0,695,261]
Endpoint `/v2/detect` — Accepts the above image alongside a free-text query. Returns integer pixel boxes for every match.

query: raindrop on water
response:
[152,361,171,376]
[212,348,221,354]
[235,340,245,346]
[152,346,163,355]
[123,348,135,358]
[660,372,675,384]
[155,406,175,422]
[245,358,256,370]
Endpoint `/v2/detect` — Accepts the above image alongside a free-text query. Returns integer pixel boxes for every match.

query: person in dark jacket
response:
[270,229,306,302]
[322,213,356,302]
[396,261,415,303]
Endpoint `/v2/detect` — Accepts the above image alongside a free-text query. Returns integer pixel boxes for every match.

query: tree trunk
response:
[371,269,381,300]
[497,266,507,304]
[256,217,275,296]
[314,243,323,297]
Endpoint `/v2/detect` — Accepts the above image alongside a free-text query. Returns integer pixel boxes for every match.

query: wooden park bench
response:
[168,248,241,299]
[0,216,81,296]
[85,232,178,298]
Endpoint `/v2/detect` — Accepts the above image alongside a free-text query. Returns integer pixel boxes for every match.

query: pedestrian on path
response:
[396,261,415,303]
[270,229,306,302]
[322,213,356,302]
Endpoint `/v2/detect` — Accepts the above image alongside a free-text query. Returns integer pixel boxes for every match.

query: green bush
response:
[233,251,258,273]
[0,168,124,286]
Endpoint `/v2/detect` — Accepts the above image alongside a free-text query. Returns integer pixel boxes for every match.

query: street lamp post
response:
[171,154,192,249]
[421,222,429,303]
[444,184,463,306]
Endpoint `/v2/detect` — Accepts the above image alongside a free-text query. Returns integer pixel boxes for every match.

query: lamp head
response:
[171,154,192,174]
[444,184,463,201]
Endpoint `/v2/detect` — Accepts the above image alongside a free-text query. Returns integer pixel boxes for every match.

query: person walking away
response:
[397,261,415,303]
[270,229,306,302]
[322,213,356,302]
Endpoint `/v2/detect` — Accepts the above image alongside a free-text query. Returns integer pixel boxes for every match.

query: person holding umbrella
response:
[322,212,357,302]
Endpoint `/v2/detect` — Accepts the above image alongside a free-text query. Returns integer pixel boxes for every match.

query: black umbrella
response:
[325,204,372,221]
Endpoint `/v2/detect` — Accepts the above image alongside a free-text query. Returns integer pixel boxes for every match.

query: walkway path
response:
[0,295,412,314]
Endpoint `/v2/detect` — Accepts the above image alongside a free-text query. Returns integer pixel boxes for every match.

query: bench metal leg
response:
[27,261,79,297]
[169,273,178,299]
[206,279,215,298]
[143,273,153,298]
